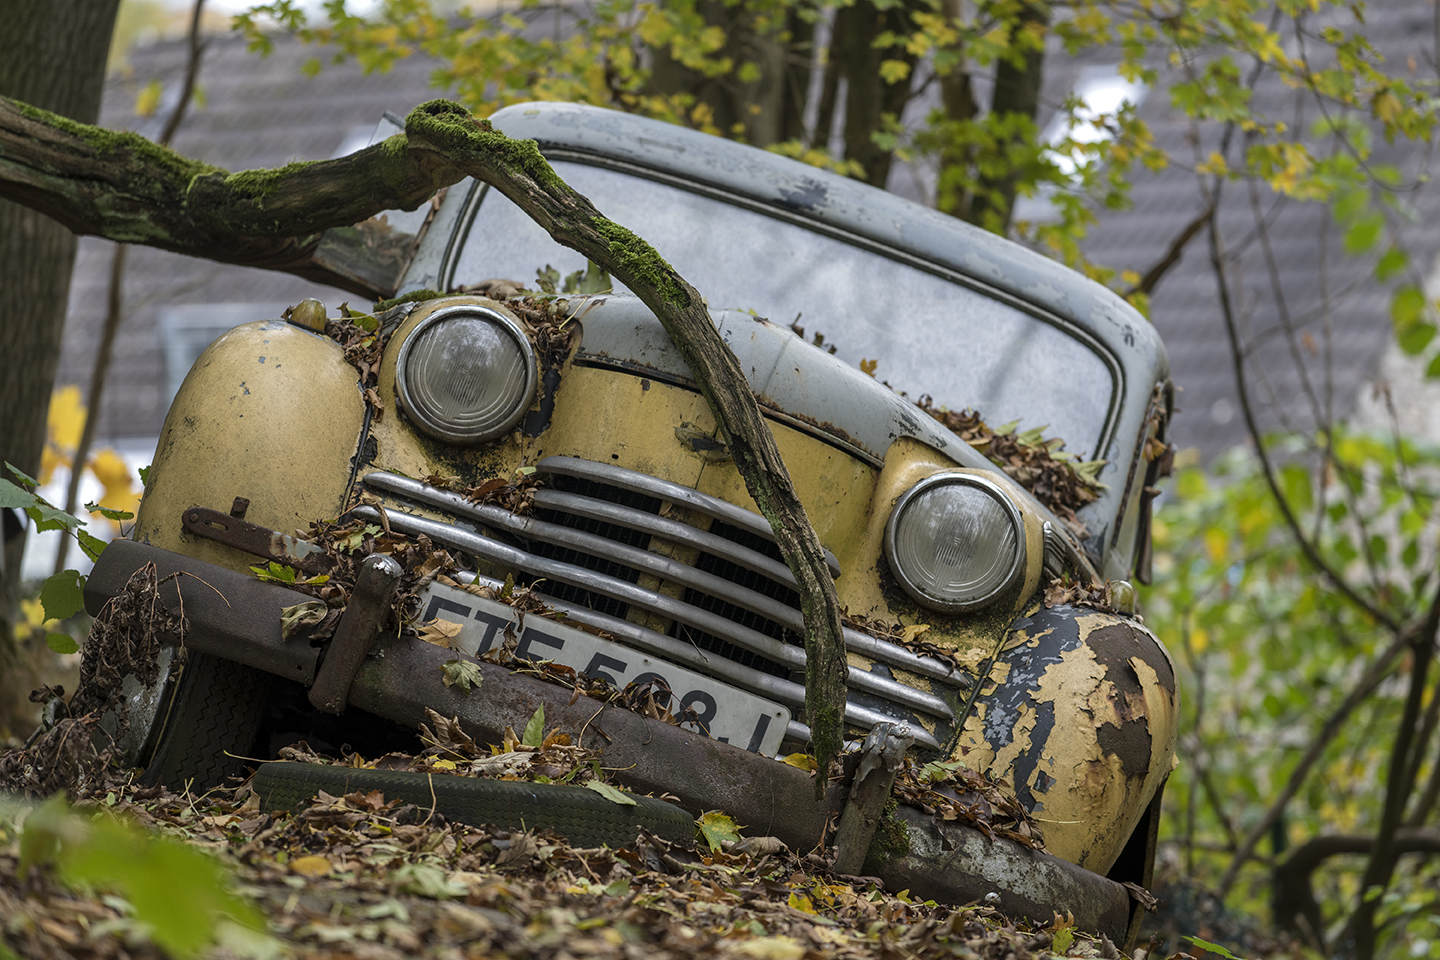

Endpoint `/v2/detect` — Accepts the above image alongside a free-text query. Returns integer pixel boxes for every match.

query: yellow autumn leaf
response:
[787,892,815,913]
[431,759,457,771]
[134,79,163,118]
[419,618,465,648]
[49,386,86,453]
[734,936,805,960]
[90,448,140,527]
[1203,529,1228,564]
[289,855,332,877]
[878,59,910,85]
[900,623,931,643]
[1190,627,1209,654]
[782,753,817,772]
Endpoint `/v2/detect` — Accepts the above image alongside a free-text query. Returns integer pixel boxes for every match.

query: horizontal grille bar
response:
[538,456,843,577]
[353,505,952,728]
[363,472,969,688]
[453,571,936,749]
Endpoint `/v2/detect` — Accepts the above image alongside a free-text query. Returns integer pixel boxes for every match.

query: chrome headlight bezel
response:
[883,472,1027,613]
[394,304,539,445]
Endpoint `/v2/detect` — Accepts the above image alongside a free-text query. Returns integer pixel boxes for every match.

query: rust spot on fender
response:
[1086,621,1170,777]
[1096,716,1152,777]
[1087,621,1175,696]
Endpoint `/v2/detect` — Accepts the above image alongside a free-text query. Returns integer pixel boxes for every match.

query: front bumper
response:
[86,537,1142,943]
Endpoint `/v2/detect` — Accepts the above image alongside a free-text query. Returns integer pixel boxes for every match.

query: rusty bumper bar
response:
[85,539,1136,942]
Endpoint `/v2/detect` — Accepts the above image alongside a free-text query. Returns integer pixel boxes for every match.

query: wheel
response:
[253,761,695,847]
[140,650,274,791]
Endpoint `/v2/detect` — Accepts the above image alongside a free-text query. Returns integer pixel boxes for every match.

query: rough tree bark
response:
[0,97,851,785]
[0,0,122,736]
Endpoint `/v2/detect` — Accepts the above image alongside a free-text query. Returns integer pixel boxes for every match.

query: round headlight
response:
[395,305,538,444]
[884,473,1026,613]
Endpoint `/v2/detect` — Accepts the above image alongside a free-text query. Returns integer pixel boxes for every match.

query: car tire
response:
[140,650,274,791]
[253,761,695,847]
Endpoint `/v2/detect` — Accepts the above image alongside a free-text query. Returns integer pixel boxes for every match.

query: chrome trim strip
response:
[538,456,842,577]
[454,571,939,749]
[366,471,969,688]
[356,506,953,725]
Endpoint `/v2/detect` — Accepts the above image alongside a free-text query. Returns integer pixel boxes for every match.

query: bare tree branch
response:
[1123,205,1210,299]
[0,96,852,789]
[1207,207,1400,633]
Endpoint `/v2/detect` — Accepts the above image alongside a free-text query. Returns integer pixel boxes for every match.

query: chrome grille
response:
[359,457,972,749]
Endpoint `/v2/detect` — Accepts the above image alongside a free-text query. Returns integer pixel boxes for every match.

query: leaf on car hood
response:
[915,398,1104,538]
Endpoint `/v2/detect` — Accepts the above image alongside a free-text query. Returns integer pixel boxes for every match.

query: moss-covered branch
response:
[0,96,850,796]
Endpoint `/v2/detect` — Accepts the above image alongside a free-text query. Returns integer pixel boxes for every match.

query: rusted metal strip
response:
[181,506,332,574]
[308,553,402,715]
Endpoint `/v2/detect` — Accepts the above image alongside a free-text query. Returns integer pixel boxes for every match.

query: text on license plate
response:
[419,581,790,756]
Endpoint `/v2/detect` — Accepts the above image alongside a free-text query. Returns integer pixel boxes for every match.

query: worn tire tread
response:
[254,761,694,847]
[140,652,272,791]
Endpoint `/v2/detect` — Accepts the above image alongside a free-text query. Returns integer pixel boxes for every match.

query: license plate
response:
[418,581,790,756]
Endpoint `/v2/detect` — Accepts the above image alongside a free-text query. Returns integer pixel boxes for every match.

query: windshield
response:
[450,162,1117,459]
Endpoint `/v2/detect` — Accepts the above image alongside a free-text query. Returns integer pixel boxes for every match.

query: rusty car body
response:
[85,102,1177,944]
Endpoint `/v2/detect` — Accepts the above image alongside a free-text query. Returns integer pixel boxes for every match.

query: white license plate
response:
[418,581,790,756]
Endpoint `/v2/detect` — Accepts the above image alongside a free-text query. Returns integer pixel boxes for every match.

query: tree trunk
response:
[836,0,921,188]
[966,0,1048,232]
[645,0,792,147]
[0,0,121,736]
[935,0,978,218]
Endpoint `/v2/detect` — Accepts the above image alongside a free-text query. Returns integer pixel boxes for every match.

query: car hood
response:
[565,294,1091,543]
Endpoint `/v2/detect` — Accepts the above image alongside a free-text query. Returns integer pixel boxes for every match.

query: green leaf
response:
[697,810,742,852]
[1376,246,1408,281]
[441,659,483,695]
[1183,936,1246,960]
[5,462,38,488]
[62,815,267,958]
[41,570,86,622]
[1427,353,1440,379]
[522,703,545,747]
[391,862,467,900]
[76,530,107,562]
[584,780,637,806]
[535,265,560,294]
[26,501,82,534]
[0,478,36,510]
[1343,214,1384,254]
[18,793,75,878]
[1399,322,1435,355]
[249,561,298,584]
[85,501,134,521]
[138,465,152,488]
[46,632,79,655]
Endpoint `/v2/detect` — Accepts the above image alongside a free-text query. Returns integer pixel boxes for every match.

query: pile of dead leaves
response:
[892,758,1046,853]
[1042,575,1136,616]
[0,763,1152,960]
[915,398,1104,537]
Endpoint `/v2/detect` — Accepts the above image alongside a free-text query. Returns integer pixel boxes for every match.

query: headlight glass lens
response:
[396,306,537,444]
[885,474,1025,612]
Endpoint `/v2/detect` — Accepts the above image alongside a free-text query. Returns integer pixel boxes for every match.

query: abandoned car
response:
[85,101,1177,943]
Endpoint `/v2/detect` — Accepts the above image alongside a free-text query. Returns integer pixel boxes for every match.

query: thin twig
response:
[1216,627,1412,896]
[1208,206,1399,633]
